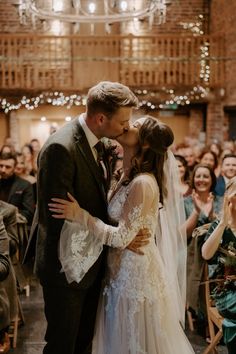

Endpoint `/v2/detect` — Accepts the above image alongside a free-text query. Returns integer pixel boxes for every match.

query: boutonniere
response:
[101,138,121,172]
[101,138,119,160]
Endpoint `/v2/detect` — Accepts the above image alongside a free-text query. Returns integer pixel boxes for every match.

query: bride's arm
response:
[49,176,158,249]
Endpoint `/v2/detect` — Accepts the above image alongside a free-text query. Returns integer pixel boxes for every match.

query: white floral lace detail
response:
[69,230,98,280]
[104,186,169,353]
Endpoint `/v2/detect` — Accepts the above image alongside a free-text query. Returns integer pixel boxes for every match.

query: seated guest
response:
[215,154,236,196]
[15,152,37,203]
[0,152,35,225]
[0,201,18,258]
[0,214,15,354]
[202,176,236,354]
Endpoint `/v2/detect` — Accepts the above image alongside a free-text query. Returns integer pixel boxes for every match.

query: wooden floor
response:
[9,277,227,354]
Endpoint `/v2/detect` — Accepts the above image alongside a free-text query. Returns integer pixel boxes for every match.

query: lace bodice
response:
[59,173,160,284]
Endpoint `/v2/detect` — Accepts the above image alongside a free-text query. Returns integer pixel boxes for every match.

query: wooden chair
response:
[186,304,195,331]
[8,295,25,348]
[203,263,224,354]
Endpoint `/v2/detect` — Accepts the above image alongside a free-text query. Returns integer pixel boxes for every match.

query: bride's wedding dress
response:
[59,173,195,354]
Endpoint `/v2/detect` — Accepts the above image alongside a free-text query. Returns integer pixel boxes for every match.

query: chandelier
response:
[16,0,167,34]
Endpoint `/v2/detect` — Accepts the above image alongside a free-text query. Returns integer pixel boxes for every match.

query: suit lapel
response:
[74,120,107,204]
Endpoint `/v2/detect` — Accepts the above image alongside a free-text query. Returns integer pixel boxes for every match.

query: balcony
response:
[0,34,225,92]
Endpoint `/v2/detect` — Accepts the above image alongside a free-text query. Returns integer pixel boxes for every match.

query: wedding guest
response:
[199,149,218,175]
[0,216,11,354]
[202,176,236,354]
[15,152,37,185]
[175,154,192,197]
[15,152,37,202]
[0,152,35,225]
[0,145,15,155]
[30,138,41,174]
[215,154,236,196]
[183,146,198,174]
[209,141,222,159]
[184,164,223,328]
[21,144,37,177]
[0,209,18,354]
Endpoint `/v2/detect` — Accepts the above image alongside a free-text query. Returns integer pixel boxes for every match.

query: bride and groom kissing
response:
[24,81,194,354]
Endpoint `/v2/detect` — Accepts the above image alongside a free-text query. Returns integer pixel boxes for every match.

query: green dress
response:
[184,195,223,313]
[204,220,236,347]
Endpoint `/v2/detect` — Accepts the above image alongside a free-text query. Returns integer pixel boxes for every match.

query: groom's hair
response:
[86,81,139,119]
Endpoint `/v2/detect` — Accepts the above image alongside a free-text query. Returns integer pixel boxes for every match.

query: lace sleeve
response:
[59,174,158,284]
[87,174,158,248]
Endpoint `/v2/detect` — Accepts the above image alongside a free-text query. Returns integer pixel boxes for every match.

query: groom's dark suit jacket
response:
[24,117,110,288]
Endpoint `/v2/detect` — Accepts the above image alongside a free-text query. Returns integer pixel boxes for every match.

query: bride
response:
[49,116,195,354]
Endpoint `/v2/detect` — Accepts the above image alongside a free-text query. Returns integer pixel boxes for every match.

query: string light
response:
[180,14,210,83]
[0,92,87,114]
[135,85,209,110]
[0,85,209,114]
[179,14,204,36]
[0,16,211,114]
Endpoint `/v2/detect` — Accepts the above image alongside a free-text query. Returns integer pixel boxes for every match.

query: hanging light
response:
[16,0,167,33]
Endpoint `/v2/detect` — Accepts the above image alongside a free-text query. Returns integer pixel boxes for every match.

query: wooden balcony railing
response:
[0,34,225,91]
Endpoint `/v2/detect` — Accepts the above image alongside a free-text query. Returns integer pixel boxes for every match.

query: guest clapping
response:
[202,176,236,354]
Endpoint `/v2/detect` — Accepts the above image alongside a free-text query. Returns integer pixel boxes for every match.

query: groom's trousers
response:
[42,274,102,354]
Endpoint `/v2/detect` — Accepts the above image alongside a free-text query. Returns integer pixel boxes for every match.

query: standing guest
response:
[210,141,222,158]
[184,164,223,326]
[199,149,218,175]
[202,176,236,354]
[15,152,37,185]
[183,146,198,174]
[21,144,37,177]
[0,152,35,225]
[215,154,236,196]
[175,154,192,197]
[0,145,15,155]
[30,138,41,174]
[15,152,37,203]
[30,138,41,155]
[24,81,145,354]
[184,164,223,239]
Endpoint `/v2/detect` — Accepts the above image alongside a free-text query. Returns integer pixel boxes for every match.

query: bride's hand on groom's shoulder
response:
[48,192,82,221]
[127,228,151,255]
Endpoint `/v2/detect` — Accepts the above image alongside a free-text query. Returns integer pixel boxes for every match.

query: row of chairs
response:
[187,263,224,354]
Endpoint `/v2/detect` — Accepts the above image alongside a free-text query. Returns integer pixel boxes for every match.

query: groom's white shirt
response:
[78,114,99,161]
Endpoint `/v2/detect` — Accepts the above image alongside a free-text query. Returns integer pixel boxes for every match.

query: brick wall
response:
[204,0,236,142]
[210,0,236,106]
[206,99,224,143]
[189,108,204,139]
[0,0,209,34]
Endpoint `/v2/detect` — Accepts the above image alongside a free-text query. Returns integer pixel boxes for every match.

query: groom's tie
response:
[94,141,108,181]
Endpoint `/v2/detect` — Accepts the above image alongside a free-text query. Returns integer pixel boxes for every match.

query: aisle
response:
[9,278,227,354]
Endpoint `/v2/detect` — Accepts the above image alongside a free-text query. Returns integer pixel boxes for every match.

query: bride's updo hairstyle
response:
[128,116,174,204]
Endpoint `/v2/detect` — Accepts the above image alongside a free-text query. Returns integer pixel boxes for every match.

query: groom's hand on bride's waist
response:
[126,228,151,255]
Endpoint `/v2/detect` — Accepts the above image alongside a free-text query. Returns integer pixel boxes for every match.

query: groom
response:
[24,81,140,354]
